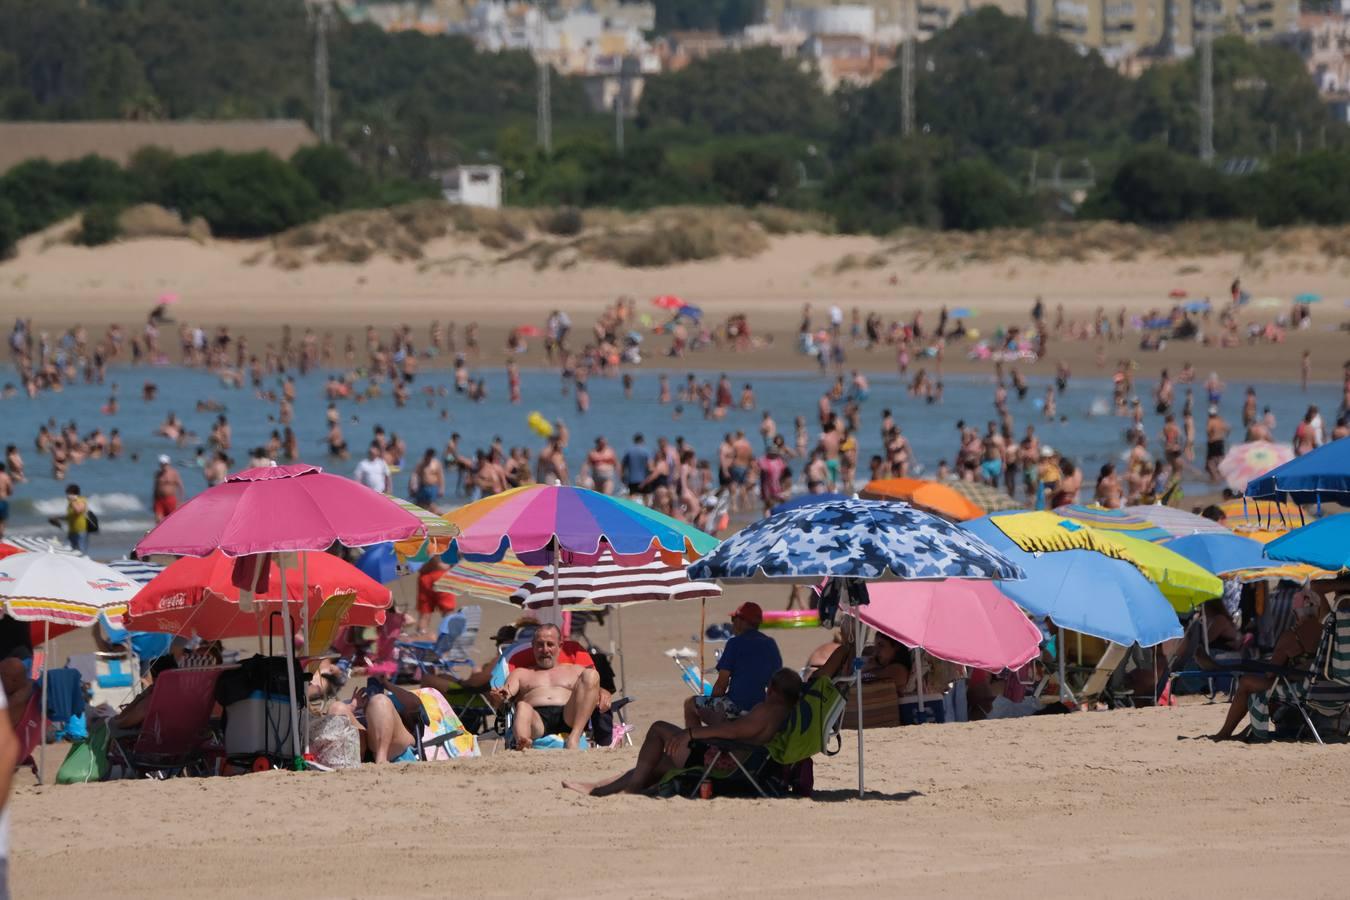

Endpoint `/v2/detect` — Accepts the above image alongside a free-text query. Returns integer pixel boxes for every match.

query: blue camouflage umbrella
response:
[770,492,848,515]
[689,499,1022,798]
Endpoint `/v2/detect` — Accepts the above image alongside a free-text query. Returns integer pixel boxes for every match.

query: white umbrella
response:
[0,550,142,782]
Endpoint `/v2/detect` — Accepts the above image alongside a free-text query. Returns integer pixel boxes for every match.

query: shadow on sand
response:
[810,788,924,803]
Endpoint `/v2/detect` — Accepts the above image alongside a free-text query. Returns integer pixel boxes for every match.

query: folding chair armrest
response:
[422,727,466,750]
[701,737,763,754]
[1225,661,1315,680]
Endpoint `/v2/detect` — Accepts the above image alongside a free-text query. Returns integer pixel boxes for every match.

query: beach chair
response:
[1247,600,1350,745]
[13,693,42,778]
[682,676,849,800]
[411,687,480,760]
[397,605,481,677]
[67,651,141,710]
[110,667,224,778]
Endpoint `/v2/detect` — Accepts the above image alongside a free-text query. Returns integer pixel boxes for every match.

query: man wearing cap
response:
[684,601,782,728]
[152,454,183,523]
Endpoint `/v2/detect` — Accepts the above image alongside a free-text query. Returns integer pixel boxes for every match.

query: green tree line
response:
[0,1,1347,249]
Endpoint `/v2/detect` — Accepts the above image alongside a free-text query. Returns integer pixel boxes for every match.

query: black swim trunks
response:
[535,704,570,736]
[1207,439,1225,461]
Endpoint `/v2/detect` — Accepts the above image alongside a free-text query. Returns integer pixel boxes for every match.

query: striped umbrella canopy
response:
[945,480,1022,513]
[439,552,535,605]
[0,550,140,628]
[0,537,80,558]
[105,557,166,585]
[513,548,721,609]
[1123,505,1231,538]
[860,478,984,521]
[442,484,718,566]
[1053,504,1172,542]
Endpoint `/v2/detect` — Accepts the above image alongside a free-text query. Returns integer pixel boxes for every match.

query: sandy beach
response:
[9,588,1350,899]
[6,223,1350,898]
[6,225,1350,382]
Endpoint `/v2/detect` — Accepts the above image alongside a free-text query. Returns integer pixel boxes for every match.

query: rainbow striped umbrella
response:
[1053,504,1172,542]
[442,485,718,566]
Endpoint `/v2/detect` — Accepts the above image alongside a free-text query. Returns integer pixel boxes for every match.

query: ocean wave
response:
[24,492,146,518]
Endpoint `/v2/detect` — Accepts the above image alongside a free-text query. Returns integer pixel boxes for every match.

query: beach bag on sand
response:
[57,722,111,784]
[308,714,360,769]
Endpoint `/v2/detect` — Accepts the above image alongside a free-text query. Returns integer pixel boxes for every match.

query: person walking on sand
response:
[152,455,183,523]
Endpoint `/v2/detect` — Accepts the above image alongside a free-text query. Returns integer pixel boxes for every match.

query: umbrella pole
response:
[615,604,627,695]
[914,647,925,725]
[852,587,866,800]
[301,552,310,656]
[38,619,49,786]
[1057,627,1070,704]
[276,553,304,768]
[699,598,706,685]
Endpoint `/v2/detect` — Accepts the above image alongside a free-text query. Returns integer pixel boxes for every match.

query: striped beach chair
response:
[1248,599,1350,744]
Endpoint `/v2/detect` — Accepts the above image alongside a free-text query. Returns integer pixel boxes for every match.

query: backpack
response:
[85,509,100,534]
[766,677,846,766]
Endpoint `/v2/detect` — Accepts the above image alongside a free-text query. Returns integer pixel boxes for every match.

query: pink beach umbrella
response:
[134,464,428,764]
[157,292,180,305]
[136,463,427,557]
[843,579,1043,672]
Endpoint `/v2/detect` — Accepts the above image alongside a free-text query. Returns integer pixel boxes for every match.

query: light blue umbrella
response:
[1295,293,1322,304]
[1264,513,1350,570]
[355,542,400,584]
[1162,533,1270,576]
[962,517,1182,648]
[689,499,1022,797]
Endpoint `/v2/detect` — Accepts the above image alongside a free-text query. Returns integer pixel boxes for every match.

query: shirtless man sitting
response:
[488,624,600,750]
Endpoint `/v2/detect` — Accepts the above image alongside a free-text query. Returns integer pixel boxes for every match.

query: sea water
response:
[0,365,1337,558]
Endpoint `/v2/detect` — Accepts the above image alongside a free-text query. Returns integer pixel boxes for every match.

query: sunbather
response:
[308,661,418,763]
[0,658,32,729]
[487,623,600,750]
[110,655,176,730]
[564,638,853,797]
[1210,586,1333,741]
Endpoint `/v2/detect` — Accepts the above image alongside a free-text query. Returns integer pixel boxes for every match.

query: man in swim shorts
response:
[488,624,600,750]
[152,455,183,522]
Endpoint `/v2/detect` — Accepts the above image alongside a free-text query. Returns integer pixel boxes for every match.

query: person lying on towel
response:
[563,638,853,797]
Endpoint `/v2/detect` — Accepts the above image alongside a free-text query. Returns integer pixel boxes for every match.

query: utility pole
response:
[901,0,915,138]
[310,0,333,144]
[1198,0,1214,163]
[535,4,552,155]
[614,57,629,156]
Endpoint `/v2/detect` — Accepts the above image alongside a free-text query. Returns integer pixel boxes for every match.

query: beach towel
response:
[415,688,479,759]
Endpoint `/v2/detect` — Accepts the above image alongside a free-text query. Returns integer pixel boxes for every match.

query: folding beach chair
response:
[683,676,849,799]
[1247,600,1350,745]
[13,693,42,778]
[411,688,480,760]
[397,605,481,677]
[110,667,224,778]
[67,651,141,710]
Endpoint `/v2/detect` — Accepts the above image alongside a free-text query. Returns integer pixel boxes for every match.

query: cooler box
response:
[224,692,309,757]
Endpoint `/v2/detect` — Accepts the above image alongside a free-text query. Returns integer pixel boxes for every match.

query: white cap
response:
[1040,446,1055,458]
[158,454,171,465]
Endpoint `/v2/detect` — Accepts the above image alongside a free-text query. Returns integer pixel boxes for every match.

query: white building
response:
[441,165,502,209]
